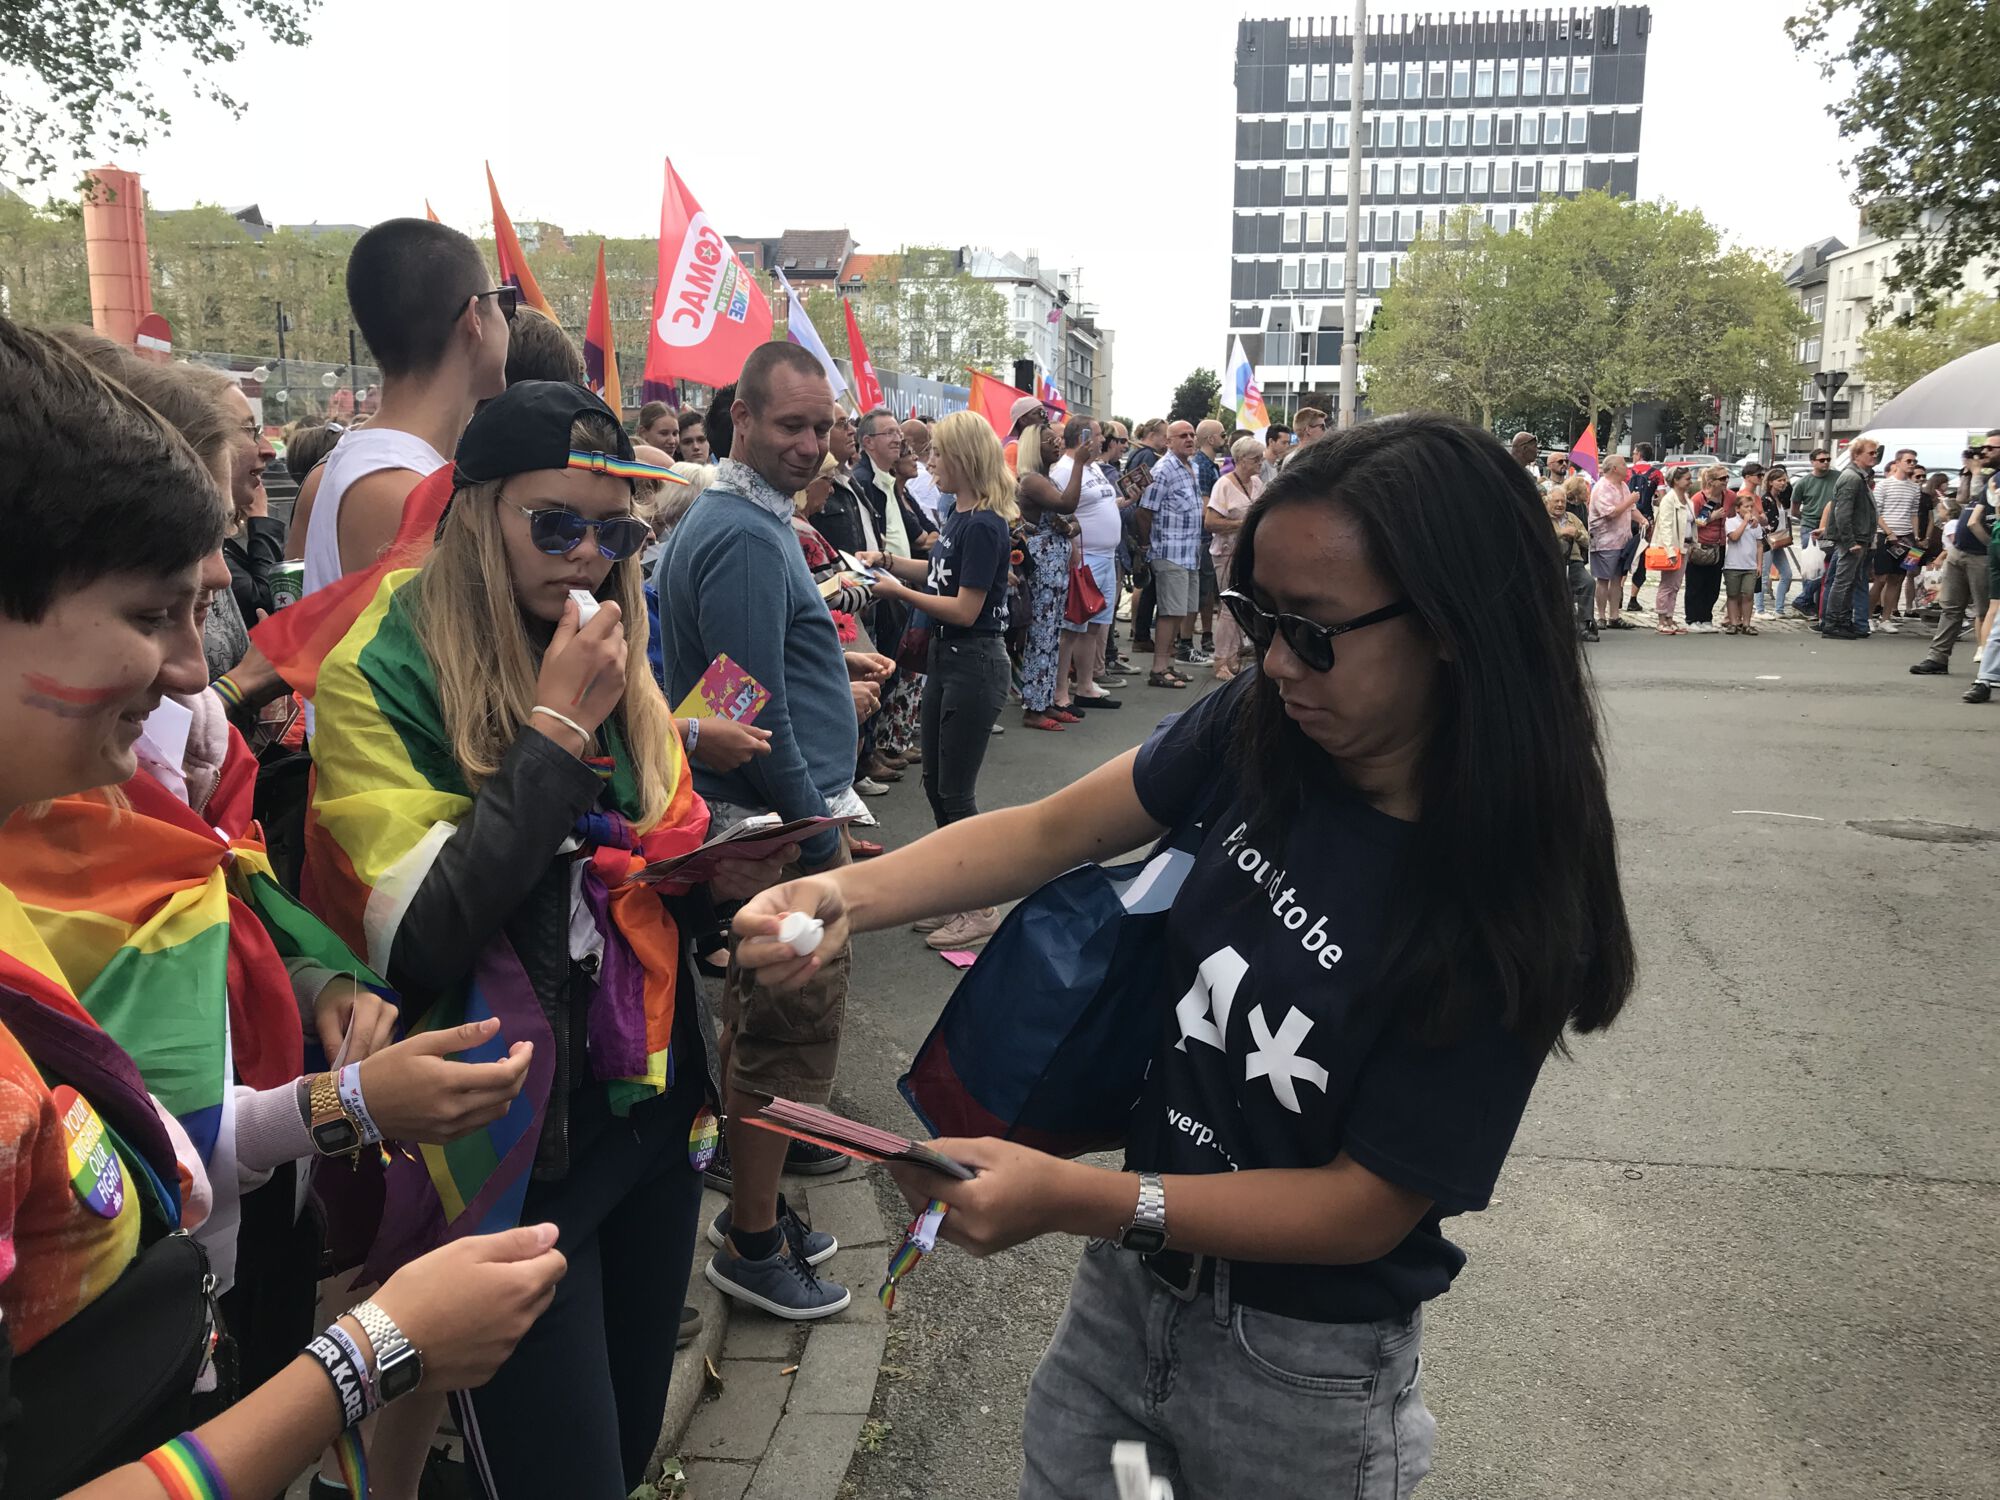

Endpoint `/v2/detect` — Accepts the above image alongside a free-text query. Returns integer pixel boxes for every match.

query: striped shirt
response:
[1875,476,1922,537]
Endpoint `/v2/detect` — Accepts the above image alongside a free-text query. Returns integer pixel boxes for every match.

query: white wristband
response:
[531,705,591,748]
[337,1062,383,1146]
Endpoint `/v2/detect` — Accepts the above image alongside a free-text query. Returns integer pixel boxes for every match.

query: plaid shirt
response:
[1141,453,1204,569]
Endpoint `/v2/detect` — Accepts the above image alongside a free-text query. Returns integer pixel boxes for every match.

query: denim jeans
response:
[1823,545,1871,633]
[1756,547,1792,614]
[920,633,1010,826]
[1019,1240,1433,1500]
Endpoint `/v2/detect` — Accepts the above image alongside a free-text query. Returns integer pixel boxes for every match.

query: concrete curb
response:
[653,1185,735,1470]
[675,1167,894,1500]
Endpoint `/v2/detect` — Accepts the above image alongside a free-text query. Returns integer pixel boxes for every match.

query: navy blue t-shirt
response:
[1128,674,1545,1320]
[926,505,1011,635]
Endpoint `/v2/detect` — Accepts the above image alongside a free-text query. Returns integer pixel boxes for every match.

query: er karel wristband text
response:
[336,1062,383,1146]
[307,1331,373,1428]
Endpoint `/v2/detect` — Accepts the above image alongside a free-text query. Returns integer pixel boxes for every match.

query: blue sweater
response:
[657,487,855,867]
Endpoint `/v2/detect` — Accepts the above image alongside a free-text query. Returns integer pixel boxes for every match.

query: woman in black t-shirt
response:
[740,414,1634,1499]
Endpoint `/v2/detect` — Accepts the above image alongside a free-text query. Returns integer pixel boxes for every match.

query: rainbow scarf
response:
[0,725,346,1166]
[305,570,707,1274]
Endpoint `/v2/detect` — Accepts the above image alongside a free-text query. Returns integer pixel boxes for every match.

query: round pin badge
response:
[51,1086,126,1219]
[687,1107,720,1172]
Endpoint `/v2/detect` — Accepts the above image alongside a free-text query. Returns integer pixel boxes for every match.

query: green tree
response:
[0,193,93,326]
[1363,208,1527,428]
[1858,294,2000,398]
[1169,368,1221,425]
[1787,0,2000,317]
[2,0,318,185]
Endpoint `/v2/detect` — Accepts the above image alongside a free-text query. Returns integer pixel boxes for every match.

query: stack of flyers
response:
[634,813,855,886]
[745,1098,974,1180]
[673,654,770,725]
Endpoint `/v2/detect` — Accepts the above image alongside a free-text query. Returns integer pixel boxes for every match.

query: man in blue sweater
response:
[657,342,875,1318]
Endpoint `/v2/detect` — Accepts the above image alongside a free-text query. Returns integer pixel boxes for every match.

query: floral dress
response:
[1019,520,1070,714]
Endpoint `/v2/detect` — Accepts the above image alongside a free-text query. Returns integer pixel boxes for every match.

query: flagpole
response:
[1338,0,1364,429]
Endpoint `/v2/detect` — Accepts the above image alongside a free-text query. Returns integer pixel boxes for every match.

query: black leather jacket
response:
[381,727,719,1181]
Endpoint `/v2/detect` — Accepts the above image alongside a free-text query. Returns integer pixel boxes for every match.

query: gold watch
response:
[308,1072,362,1157]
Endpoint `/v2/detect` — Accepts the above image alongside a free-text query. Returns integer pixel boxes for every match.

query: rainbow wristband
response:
[141,1431,231,1500]
[210,675,246,710]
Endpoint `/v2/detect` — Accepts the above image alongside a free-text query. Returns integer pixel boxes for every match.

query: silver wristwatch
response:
[349,1298,425,1404]
[1117,1172,1168,1254]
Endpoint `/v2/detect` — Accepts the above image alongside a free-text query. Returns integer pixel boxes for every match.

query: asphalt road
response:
[825,625,2000,1500]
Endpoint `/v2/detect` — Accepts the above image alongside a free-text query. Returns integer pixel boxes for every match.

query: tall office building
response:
[1230,7,1652,417]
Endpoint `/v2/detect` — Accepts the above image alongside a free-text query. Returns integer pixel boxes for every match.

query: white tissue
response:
[569,588,600,626]
[776,911,825,957]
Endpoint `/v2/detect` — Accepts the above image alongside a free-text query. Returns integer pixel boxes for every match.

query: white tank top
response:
[302,427,447,597]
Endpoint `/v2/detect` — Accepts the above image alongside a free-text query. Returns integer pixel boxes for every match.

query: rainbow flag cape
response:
[305,570,707,1274]
[584,241,622,417]
[485,164,554,319]
[0,721,368,1167]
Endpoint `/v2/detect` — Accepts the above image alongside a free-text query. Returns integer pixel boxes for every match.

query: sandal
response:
[1147,671,1188,689]
[1741,624,1759,635]
[1047,706,1084,724]
[1655,623,1675,634]
[1023,714,1065,731]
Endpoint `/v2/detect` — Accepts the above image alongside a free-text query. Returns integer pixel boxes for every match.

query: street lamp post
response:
[1813,369,1849,456]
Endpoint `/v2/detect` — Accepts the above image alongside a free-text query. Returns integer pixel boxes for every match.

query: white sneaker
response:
[855,777,890,796]
[924,907,1003,951]
[1877,619,1900,633]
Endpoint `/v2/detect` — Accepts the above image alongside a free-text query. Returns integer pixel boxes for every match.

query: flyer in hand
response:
[634,814,854,886]
[746,1098,975,1181]
[672,653,770,725]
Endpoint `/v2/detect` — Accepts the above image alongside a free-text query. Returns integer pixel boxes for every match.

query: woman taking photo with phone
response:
[739,414,1635,1500]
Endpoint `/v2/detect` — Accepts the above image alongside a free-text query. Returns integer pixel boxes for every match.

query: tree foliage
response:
[1364,191,1807,441]
[1787,0,2000,315]
[1169,368,1222,425]
[1858,294,2000,398]
[1,0,318,185]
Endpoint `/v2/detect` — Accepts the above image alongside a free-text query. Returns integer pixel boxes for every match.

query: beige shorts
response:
[720,848,851,1104]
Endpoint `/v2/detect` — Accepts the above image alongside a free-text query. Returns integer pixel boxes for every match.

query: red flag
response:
[424,199,441,223]
[843,297,884,413]
[585,242,622,417]
[641,158,773,402]
[484,164,554,319]
[1568,423,1600,482]
[965,369,1031,439]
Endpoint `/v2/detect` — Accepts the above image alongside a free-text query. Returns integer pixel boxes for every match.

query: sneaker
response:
[704,1138,735,1192]
[705,1239,850,1321]
[1200,635,1216,653]
[1624,597,1644,613]
[1910,659,1949,675]
[1094,675,1128,689]
[855,777,890,796]
[783,1139,850,1176]
[709,1197,838,1266]
[1181,646,1215,665]
[924,907,1003,950]
[911,912,953,933]
[1877,619,1900,634]
[678,1303,703,1349]
[1965,682,1993,704]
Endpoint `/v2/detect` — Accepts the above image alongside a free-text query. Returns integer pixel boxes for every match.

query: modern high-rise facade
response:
[1230,7,1652,417]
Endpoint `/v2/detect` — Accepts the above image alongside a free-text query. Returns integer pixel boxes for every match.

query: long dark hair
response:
[1229,413,1633,1056]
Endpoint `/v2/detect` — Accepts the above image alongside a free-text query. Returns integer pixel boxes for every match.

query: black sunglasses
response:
[511,504,651,561]
[471,286,521,321]
[1221,589,1412,672]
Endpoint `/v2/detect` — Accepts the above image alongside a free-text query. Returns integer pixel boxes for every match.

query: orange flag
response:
[484,164,554,318]
[965,368,1031,439]
[585,242,622,417]
[425,200,441,223]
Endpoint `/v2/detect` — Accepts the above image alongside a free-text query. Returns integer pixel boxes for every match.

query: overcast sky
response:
[19,0,1860,415]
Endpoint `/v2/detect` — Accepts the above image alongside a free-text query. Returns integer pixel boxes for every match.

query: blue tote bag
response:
[898,785,1223,1157]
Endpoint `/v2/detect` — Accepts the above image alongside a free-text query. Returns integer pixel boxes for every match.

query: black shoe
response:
[704,1137,733,1192]
[1624,597,1644,612]
[1965,682,1993,704]
[1823,626,1861,640]
[784,1138,850,1176]
[1582,626,1599,643]
[1910,659,1949,675]
[1201,635,1216,653]
[678,1302,703,1349]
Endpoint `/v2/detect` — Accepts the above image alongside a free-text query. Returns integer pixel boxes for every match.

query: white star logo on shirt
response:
[1244,1004,1330,1115]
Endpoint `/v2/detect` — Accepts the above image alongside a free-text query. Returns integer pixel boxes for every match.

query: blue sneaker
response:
[704,1237,850,1321]
[708,1196,837,1267]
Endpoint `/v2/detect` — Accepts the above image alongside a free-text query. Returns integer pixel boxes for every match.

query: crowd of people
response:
[3,212,1645,1500]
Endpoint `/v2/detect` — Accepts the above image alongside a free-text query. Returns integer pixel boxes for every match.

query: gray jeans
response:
[1020,1240,1433,1500]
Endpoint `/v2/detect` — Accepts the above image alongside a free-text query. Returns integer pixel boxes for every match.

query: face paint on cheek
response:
[22,672,128,719]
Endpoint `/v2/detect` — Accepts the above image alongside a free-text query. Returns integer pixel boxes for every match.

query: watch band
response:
[1118,1172,1167,1251]
[349,1298,423,1402]
[349,1298,408,1369]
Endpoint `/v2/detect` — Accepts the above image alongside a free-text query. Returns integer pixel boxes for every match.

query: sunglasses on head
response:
[510,504,651,561]
[1220,589,1412,673]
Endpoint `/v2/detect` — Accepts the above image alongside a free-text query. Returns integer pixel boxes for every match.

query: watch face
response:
[1120,1226,1169,1256]
[378,1346,423,1401]
[313,1118,360,1155]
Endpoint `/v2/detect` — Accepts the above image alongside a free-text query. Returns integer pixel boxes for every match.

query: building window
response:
[1573,57,1591,94]
[1333,64,1350,101]
[1474,114,1493,145]
[1306,211,1325,245]
[1804,335,1822,362]
[1405,62,1422,98]
[1307,163,1326,196]
[1399,116,1417,147]
[1311,63,1330,101]
[1547,59,1567,95]
[1363,63,1375,99]
[1310,116,1328,150]
[1498,115,1515,145]
[1304,259,1323,289]
[1500,59,1518,96]
[1381,62,1399,100]
[1331,163,1348,195]
[1400,162,1419,193]
[1426,117,1444,146]
[1281,259,1298,290]
[1568,111,1587,144]
[1450,116,1468,146]
[1521,115,1540,145]
[1287,117,1305,150]
[1476,60,1495,97]
[1332,119,1349,148]
[1357,209,1372,244]
[1283,212,1301,244]
[1285,164,1303,196]
[1451,61,1470,97]
[1546,110,1565,140]
[1808,293,1825,320]
[1329,209,1346,242]
[1428,62,1445,97]
[1357,259,1372,291]
[1523,59,1543,95]
[1379,256,1396,288]
[1542,159,1560,192]
[1329,258,1345,291]
[1448,162,1466,194]
[1472,161,1490,193]
[1015,293,1027,319]
[1564,160,1584,192]
[1399,209,1418,241]
[1287,65,1306,102]
[1423,163,1441,193]
[1518,161,1537,191]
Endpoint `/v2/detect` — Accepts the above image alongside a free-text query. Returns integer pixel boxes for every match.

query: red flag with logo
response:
[641,159,773,403]
[484,165,554,319]
[843,297,885,413]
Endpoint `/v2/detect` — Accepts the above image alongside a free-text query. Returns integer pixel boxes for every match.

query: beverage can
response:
[269,560,305,611]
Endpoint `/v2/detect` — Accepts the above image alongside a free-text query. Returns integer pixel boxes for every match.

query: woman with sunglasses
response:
[732,414,1634,1500]
[304,382,792,1497]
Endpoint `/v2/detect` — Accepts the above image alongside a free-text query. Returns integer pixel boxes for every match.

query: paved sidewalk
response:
[671,1165,894,1500]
